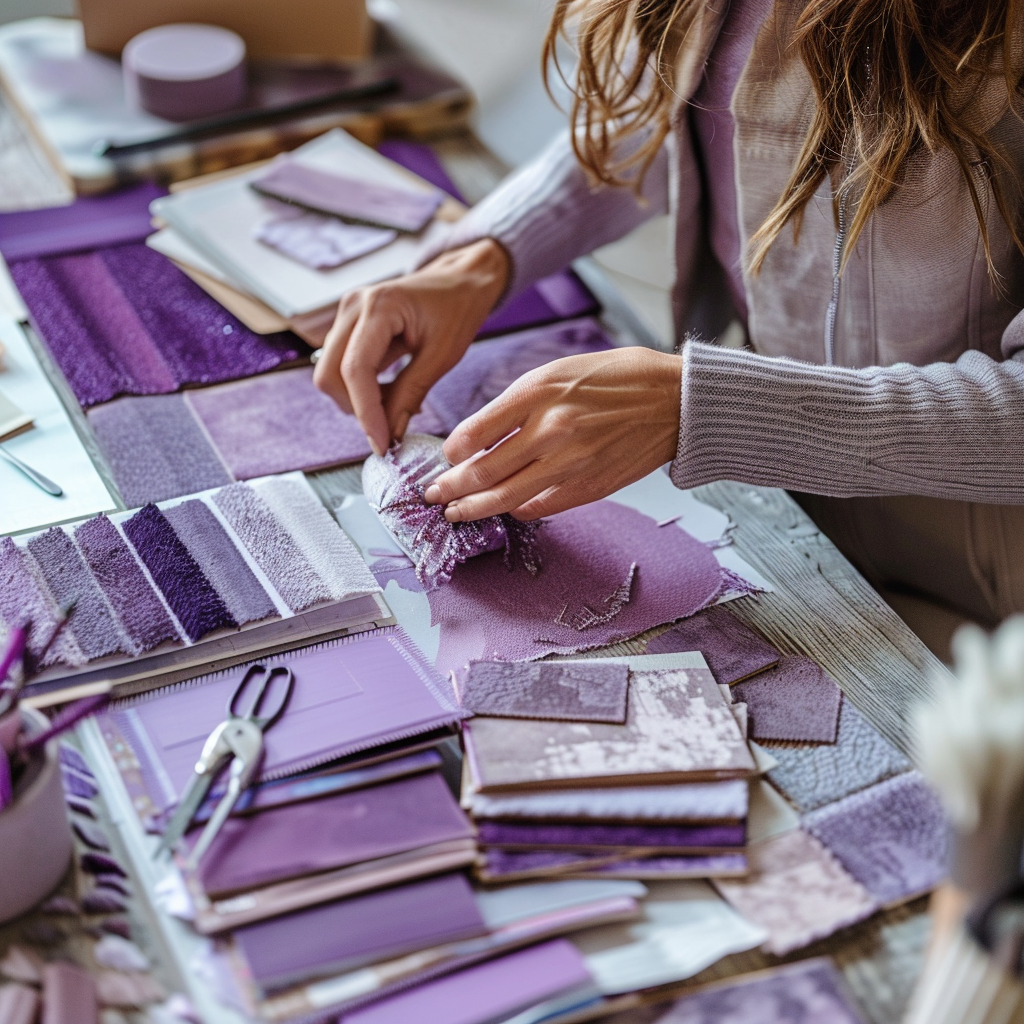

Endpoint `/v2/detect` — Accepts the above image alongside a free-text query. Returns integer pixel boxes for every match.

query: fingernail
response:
[444,502,462,522]
[424,485,441,504]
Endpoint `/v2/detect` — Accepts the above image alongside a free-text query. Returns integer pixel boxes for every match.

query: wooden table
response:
[0,86,945,1024]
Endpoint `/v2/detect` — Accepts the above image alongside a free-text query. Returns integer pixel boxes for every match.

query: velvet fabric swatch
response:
[802,771,947,905]
[86,394,231,508]
[766,699,912,813]
[457,660,630,723]
[732,656,843,744]
[122,504,237,642]
[478,848,747,881]
[658,957,867,1024]
[163,500,276,626]
[476,820,746,850]
[25,528,128,661]
[9,242,305,409]
[646,605,779,685]
[73,516,180,654]
[713,829,878,955]
[184,367,373,478]
[427,500,730,673]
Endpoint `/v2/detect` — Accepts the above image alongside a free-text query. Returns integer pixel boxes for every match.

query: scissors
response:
[155,663,294,868]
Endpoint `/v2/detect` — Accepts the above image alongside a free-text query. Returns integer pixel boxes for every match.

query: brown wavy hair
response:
[543,0,1024,277]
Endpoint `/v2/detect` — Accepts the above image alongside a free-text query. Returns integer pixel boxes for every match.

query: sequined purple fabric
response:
[363,435,542,591]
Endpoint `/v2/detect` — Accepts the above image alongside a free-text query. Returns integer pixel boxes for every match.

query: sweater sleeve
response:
[418,129,670,299]
[670,328,1024,505]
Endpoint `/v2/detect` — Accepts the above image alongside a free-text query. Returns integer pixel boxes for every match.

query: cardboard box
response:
[76,0,372,61]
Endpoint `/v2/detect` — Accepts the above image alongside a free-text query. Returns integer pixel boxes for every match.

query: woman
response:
[314,0,1024,634]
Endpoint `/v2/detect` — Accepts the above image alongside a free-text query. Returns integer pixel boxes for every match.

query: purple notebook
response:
[235,872,487,992]
[102,627,460,815]
[476,820,746,851]
[194,771,473,896]
[252,160,443,233]
[336,940,594,1024]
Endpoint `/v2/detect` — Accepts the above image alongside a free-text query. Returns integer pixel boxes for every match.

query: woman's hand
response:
[423,347,682,521]
[312,239,510,456]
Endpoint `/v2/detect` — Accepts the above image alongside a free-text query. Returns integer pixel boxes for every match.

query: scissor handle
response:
[227,664,294,729]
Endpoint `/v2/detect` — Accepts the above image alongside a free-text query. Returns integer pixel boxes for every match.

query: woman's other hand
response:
[312,239,510,456]
[423,347,682,521]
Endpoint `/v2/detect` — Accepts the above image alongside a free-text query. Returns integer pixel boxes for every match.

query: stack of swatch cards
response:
[456,650,761,882]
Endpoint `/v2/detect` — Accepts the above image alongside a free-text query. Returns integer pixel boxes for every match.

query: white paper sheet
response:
[0,317,114,535]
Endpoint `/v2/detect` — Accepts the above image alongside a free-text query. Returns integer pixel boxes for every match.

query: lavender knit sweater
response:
[424,0,1024,505]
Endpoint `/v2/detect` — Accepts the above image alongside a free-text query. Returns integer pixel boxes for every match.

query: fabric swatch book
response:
[2,472,389,698]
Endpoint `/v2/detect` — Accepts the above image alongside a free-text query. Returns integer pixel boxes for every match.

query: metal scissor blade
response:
[154,771,217,859]
[186,770,243,870]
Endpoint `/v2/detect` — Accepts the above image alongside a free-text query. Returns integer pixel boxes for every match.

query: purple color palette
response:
[477,820,745,850]
[122,504,237,642]
[646,605,779,684]
[733,655,843,743]
[74,515,180,653]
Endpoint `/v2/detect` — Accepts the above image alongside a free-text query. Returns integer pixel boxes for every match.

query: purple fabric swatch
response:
[479,847,746,880]
[58,745,92,776]
[659,957,867,1024]
[61,767,99,799]
[803,771,948,905]
[72,818,110,850]
[73,515,180,653]
[212,482,332,612]
[378,140,464,200]
[25,528,127,661]
[427,500,728,673]
[477,820,745,850]
[255,212,396,269]
[185,367,372,478]
[457,659,629,723]
[478,270,600,339]
[235,873,486,992]
[163,500,276,626]
[86,394,231,507]
[80,851,126,877]
[646,605,779,685]
[9,243,305,409]
[587,853,748,877]
[733,655,843,744]
[122,504,237,642]
[337,940,592,1024]
[0,183,164,261]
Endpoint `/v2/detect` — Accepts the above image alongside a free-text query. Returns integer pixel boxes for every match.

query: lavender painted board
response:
[86,394,231,507]
[337,940,593,1024]
[733,655,843,744]
[457,659,629,723]
[659,957,867,1024]
[427,500,728,673]
[646,605,779,685]
[0,184,164,261]
[194,772,473,897]
[9,243,305,409]
[74,515,180,654]
[802,771,948,905]
[477,820,745,850]
[235,873,486,992]
[121,504,237,642]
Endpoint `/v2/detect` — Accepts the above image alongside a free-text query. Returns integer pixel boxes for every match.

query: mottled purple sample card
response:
[458,659,629,723]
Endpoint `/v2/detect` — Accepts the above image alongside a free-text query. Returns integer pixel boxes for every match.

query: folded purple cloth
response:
[477,820,746,849]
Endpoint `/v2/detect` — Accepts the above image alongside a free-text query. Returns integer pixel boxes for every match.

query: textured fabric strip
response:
[163,500,276,625]
[26,527,129,661]
[122,504,237,642]
[74,515,180,652]
[212,483,332,612]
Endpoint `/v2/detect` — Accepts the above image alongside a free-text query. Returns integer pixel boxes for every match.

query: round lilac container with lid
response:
[123,24,247,122]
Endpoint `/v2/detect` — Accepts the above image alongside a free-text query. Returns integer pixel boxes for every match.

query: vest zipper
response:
[823,183,849,367]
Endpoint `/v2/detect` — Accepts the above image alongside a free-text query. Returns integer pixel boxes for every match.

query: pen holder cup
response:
[0,707,73,924]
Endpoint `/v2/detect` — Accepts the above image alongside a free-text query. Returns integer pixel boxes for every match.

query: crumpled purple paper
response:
[363,434,542,591]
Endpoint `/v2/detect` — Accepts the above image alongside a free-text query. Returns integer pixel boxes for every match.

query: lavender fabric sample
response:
[478,848,746,880]
[0,538,84,669]
[364,434,541,591]
[646,605,779,684]
[587,853,748,878]
[62,767,99,799]
[73,515,179,653]
[477,820,745,850]
[458,660,629,723]
[766,699,912,812]
[427,500,727,673]
[659,957,867,1024]
[212,483,333,612]
[802,771,948,905]
[25,528,127,661]
[255,212,396,269]
[86,394,231,507]
[122,504,237,642]
[478,270,600,338]
[9,243,304,409]
[163,501,276,626]
[732,655,843,744]
[185,367,375,477]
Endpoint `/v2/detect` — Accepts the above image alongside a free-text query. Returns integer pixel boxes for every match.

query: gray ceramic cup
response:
[0,707,73,923]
